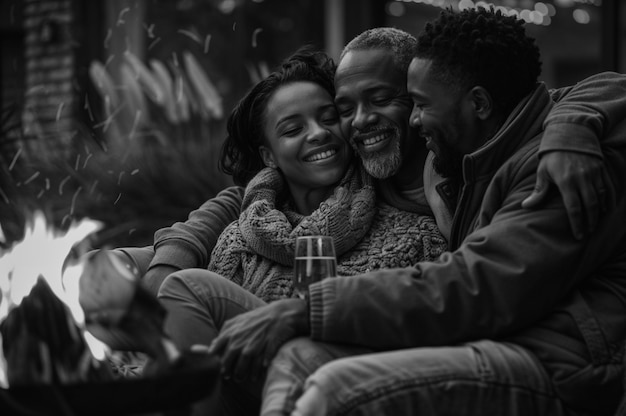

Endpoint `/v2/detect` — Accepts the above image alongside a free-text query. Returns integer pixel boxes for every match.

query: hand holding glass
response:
[293,236,337,299]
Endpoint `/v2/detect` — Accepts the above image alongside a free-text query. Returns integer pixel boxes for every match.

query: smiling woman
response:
[92,46,446,415]
[209,46,380,300]
[259,81,350,215]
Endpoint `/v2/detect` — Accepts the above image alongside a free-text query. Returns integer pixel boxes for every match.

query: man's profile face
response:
[407,57,475,179]
[334,49,418,179]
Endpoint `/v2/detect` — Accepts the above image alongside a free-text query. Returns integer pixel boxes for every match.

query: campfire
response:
[0,212,108,387]
[0,212,220,415]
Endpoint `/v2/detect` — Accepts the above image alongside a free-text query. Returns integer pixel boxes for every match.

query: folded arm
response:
[526,72,626,238]
[307,135,626,349]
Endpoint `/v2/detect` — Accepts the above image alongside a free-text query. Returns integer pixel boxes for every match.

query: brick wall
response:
[22,0,76,160]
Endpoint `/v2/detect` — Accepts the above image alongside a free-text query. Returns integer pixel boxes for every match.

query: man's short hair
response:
[340,27,417,74]
[416,7,542,116]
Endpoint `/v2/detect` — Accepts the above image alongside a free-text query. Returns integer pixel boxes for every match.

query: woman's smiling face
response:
[261,81,351,195]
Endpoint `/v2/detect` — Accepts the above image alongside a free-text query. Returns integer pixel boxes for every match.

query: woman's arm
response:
[142,185,244,295]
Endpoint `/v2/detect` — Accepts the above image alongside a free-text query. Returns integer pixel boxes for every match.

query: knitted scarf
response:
[208,163,377,301]
[208,164,448,302]
[239,163,376,262]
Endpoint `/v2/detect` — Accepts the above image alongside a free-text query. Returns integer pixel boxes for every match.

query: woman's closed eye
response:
[280,124,303,137]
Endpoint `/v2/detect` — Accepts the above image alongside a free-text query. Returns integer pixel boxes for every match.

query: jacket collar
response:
[427,83,554,242]
[461,83,554,183]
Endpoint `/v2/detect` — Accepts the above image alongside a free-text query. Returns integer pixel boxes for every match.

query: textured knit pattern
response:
[209,165,447,302]
[237,164,376,265]
[337,202,446,275]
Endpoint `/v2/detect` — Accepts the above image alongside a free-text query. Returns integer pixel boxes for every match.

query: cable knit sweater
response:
[208,165,447,302]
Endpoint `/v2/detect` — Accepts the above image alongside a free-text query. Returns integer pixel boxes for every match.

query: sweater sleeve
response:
[543,72,626,158]
[148,186,244,270]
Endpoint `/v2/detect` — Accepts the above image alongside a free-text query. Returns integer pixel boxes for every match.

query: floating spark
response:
[70,187,82,216]
[104,29,112,49]
[56,102,65,121]
[59,175,71,196]
[117,7,130,26]
[144,23,155,38]
[83,153,92,169]
[148,37,161,50]
[23,171,40,185]
[178,29,202,44]
[8,147,22,171]
[252,28,263,48]
[204,34,212,54]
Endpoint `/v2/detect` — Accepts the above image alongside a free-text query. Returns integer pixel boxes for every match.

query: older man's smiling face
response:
[334,49,419,179]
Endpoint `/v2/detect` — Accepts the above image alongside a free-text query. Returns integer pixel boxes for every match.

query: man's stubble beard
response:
[432,149,463,180]
[350,126,403,179]
[431,116,464,180]
[359,139,402,179]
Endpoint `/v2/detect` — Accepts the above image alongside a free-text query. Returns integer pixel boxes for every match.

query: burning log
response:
[0,248,181,387]
[0,277,112,386]
[78,250,180,369]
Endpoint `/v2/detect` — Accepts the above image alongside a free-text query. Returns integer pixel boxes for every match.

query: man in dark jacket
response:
[210,8,626,416]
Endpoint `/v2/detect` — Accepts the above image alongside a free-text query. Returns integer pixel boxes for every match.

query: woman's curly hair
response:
[219,46,337,186]
[416,7,542,116]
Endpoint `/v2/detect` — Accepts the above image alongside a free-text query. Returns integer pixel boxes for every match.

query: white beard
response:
[359,140,402,179]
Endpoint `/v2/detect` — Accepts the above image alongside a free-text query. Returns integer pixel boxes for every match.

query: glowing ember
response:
[0,211,105,387]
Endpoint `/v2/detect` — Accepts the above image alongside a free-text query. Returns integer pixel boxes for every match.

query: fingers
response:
[562,189,585,240]
[220,346,236,378]
[521,181,549,208]
[233,345,265,382]
[524,170,587,240]
[210,333,267,382]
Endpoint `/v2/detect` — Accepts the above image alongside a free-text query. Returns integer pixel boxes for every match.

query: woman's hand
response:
[209,298,309,382]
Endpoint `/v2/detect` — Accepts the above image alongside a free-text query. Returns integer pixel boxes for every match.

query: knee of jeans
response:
[271,338,330,380]
[264,338,315,415]
[158,268,223,298]
[274,338,317,362]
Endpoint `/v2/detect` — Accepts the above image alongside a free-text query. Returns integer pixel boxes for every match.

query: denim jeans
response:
[158,269,267,416]
[263,337,577,416]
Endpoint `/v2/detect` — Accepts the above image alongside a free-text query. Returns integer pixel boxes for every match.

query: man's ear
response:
[259,146,277,169]
[469,86,493,120]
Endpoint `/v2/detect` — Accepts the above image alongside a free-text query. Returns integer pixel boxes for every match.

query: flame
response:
[0,212,107,387]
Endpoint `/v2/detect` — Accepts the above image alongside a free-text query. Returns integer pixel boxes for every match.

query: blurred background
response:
[1,0,625,250]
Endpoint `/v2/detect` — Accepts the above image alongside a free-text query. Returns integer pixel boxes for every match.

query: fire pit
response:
[1,351,219,416]
[0,213,220,415]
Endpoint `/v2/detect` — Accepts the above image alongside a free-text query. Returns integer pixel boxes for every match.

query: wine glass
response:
[293,236,337,299]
